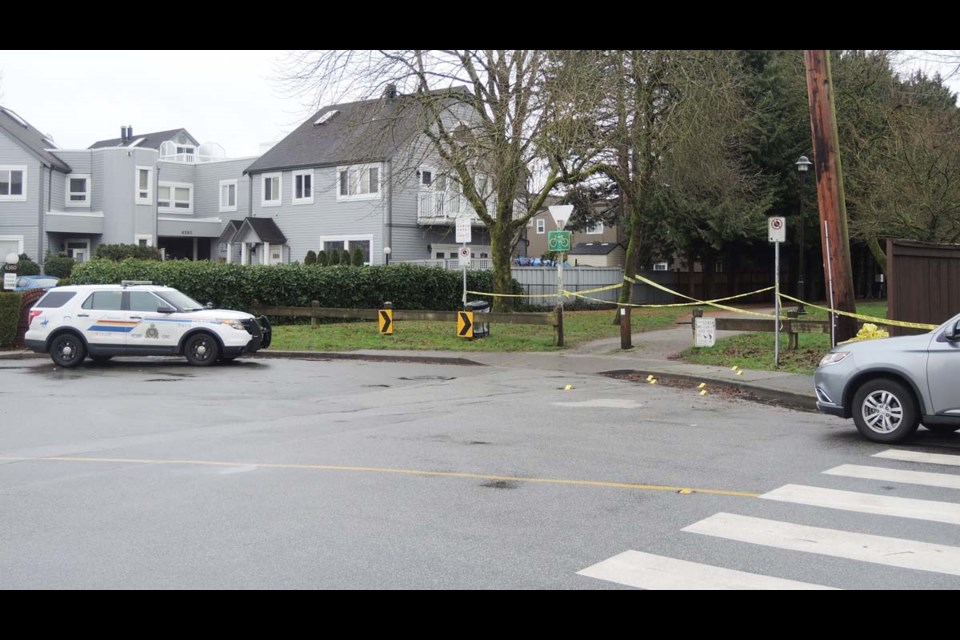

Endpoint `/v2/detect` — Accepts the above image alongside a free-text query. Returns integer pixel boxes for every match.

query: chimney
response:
[120,126,127,143]
[127,125,133,141]
[384,83,397,100]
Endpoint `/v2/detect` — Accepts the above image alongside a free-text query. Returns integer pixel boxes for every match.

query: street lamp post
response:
[383,246,391,266]
[795,155,813,314]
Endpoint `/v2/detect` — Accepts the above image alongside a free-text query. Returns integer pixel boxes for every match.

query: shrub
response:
[317,250,328,267]
[69,260,516,314]
[17,254,41,276]
[44,254,75,279]
[95,243,162,261]
[0,292,23,348]
[351,247,364,266]
[328,248,341,266]
[304,250,317,265]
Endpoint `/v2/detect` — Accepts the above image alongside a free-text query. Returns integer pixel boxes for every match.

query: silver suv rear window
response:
[34,291,76,308]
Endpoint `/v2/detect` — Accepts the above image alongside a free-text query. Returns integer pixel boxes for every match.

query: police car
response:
[24,282,271,368]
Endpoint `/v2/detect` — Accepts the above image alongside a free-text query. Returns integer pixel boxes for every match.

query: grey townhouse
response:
[2,88,494,269]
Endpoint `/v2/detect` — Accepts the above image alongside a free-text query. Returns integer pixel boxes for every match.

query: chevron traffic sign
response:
[378,309,393,334]
[457,311,473,338]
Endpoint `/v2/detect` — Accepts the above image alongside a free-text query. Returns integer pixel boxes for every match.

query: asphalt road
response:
[1,356,959,589]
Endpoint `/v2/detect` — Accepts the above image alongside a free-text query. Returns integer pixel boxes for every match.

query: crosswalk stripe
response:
[874,449,960,467]
[825,464,960,490]
[683,513,960,576]
[577,550,836,590]
[761,484,960,525]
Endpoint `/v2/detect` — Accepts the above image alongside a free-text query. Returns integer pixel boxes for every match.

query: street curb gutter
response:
[251,350,485,367]
[599,369,819,413]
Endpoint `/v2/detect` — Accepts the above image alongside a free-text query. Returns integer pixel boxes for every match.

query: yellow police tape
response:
[625,274,778,318]
[777,292,938,331]
[564,286,776,309]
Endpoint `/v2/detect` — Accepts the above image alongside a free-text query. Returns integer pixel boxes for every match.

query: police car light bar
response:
[121,280,154,287]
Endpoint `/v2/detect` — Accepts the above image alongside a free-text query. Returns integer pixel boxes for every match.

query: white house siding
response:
[0,129,43,260]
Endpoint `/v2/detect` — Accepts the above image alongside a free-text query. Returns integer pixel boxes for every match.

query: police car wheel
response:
[50,334,86,368]
[184,333,219,366]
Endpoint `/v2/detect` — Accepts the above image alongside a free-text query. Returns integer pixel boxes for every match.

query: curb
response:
[599,368,818,413]
[251,350,485,367]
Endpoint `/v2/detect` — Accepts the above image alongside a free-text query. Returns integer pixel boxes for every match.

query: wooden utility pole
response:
[803,50,858,343]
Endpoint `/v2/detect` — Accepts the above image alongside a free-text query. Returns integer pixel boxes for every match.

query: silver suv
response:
[814,314,960,443]
[25,283,271,368]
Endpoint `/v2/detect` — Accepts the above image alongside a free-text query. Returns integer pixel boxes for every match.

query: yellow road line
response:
[0,455,759,498]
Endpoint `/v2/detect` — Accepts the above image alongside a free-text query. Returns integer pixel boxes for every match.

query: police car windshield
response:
[156,290,205,312]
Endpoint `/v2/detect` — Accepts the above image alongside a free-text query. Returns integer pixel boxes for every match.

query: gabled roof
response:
[218,219,245,244]
[227,217,287,245]
[0,106,71,173]
[245,87,467,175]
[570,242,622,256]
[88,128,198,150]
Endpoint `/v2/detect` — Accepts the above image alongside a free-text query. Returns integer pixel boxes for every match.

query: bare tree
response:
[281,50,596,310]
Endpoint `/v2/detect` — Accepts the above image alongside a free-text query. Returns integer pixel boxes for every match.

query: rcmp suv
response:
[25,283,271,368]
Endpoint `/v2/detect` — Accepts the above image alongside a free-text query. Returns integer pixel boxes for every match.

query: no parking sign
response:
[768,216,786,243]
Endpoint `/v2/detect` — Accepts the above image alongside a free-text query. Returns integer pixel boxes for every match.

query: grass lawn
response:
[679,301,889,375]
[268,307,684,352]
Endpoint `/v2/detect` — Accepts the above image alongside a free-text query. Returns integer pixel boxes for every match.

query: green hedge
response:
[70,260,519,312]
[95,244,162,261]
[44,254,75,279]
[0,292,23,348]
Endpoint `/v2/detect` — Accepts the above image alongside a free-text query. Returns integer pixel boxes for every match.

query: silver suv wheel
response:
[852,378,919,443]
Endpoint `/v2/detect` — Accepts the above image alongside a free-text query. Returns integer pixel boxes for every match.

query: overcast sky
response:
[2,50,958,161]
[0,50,309,158]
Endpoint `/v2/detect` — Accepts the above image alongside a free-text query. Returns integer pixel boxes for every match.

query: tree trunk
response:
[866,234,887,273]
[490,224,515,312]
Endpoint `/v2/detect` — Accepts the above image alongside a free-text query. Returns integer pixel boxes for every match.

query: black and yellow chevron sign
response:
[378,309,393,334]
[457,311,474,338]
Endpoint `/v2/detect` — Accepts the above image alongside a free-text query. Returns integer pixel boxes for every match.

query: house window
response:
[65,175,91,207]
[135,166,153,204]
[219,179,238,212]
[536,219,545,234]
[337,164,380,201]
[0,235,25,259]
[135,234,153,248]
[320,236,373,265]
[158,182,193,213]
[652,262,669,271]
[0,165,27,202]
[293,170,313,205]
[262,173,281,207]
[585,221,604,234]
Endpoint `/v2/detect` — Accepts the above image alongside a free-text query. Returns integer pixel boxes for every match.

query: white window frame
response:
[219,179,238,213]
[261,173,282,207]
[134,234,154,247]
[652,262,669,272]
[65,174,91,208]
[0,165,27,202]
[157,181,193,214]
[0,235,25,257]
[336,163,381,202]
[585,221,604,235]
[292,169,314,205]
[319,234,374,266]
[536,219,545,234]
[135,166,153,205]
[418,165,435,189]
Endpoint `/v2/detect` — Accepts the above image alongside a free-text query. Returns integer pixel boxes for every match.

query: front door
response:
[927,329,960,415]
[125,290,184,354]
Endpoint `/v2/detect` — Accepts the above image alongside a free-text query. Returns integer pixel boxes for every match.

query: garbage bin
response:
[465,300,491,338]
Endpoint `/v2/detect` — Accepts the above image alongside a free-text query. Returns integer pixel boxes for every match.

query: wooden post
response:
[555,304,564,347]
[311,300,320,327]
[620,306,632,349]
[804,50,858,342]
[787,310,799,350]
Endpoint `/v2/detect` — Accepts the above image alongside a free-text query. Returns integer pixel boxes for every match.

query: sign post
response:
[547,206,573,342]
[769,216,786,368]
[456,215,471,307]
[2,252,19,291]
